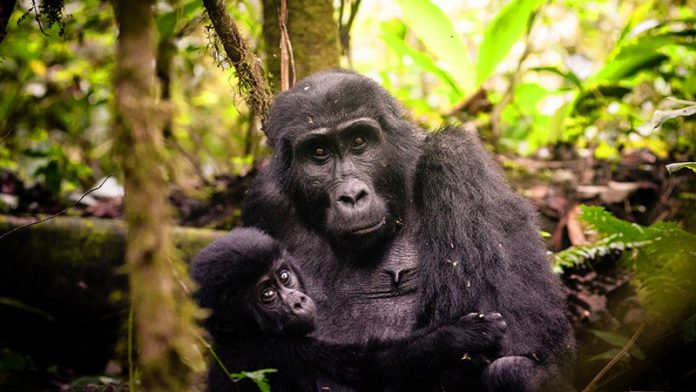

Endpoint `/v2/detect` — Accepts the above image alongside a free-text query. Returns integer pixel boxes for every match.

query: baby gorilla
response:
[191,228,507,391]
[191,228,347,391]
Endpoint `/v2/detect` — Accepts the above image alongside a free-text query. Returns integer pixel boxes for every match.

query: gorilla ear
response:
[261,122,276,147]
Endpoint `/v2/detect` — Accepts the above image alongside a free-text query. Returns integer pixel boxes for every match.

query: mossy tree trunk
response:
[262,0,340,91]
[112,1,203,390]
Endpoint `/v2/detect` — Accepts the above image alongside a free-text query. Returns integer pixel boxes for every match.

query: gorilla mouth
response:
[349,218,386,235]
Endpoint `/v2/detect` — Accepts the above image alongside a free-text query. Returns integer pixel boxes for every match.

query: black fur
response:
[191,228,508,391]
[191,228,358,391]
[243,70,575,391]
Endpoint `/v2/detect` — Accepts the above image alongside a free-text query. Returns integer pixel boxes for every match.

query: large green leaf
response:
[380,22,462,99]
[396,0,474,94]
[666,162,696,175]
[589,32,695,84]
[475,0,544,86]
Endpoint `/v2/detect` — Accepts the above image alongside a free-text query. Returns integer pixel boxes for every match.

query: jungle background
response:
[0,0,695,391]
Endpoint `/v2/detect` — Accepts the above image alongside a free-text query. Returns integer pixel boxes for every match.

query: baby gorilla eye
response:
[312,147,329,161]
[260,287,276,303]
[279,269,292,285]
[351,136,366,148]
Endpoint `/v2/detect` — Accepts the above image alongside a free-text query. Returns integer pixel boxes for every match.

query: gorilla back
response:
[243,70,574,391]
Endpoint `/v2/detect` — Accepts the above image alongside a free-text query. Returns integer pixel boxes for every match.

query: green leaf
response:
[667,162,696,175]
[587,348,630,363]
[380,22,462,98]
[589,32,695,84]
[157,0,203,39]
[530,67,583,91]
[231,369,276,392]
[579,206,646,240]
[0,297,53,321]
[157,12,178,39]
[395,0,474,94]
[476,0,544,86]
[514,83,549,115]
[588,330,646,360]
[589,52,667,83]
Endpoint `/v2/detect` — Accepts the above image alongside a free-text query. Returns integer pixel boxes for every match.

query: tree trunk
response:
[112,0,204,390]
[262,0,340,91]
[0,0,17,45]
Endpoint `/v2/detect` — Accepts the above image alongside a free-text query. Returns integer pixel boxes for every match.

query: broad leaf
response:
[666,162,696,175]
[396,0,474,94]
[476,0,544,86]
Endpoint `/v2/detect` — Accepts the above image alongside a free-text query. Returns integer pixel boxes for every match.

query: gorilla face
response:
[290,117,394,248]
[252,255,317,336]
[267,71,416,251]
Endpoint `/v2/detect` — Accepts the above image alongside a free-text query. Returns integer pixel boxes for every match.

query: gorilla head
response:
[191,228,316,337]
[264,70,422,250]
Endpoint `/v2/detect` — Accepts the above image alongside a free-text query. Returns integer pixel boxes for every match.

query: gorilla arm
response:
[413,126,575,391]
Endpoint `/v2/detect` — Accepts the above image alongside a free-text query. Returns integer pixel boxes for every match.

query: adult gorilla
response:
[243,70,573,391]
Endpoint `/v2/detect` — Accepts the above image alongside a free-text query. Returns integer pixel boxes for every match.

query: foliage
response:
[0,0,261,199]
[352,1,696,157]
[199,334,275,392]
[555,206,696,339]
[586,329,645,363]
[666,161,696,174]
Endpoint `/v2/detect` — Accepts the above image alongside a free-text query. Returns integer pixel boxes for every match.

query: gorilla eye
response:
[260,287,277,303]
[352,136,366,148]
[312,147,329,161]
[279,269,292,285]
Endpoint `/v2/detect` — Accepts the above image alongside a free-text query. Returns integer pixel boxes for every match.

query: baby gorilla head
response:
[191,228,316,337]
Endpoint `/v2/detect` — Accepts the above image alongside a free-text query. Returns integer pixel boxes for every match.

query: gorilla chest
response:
[311,235,419,343]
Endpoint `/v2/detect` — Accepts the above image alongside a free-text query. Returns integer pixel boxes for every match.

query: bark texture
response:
[262,0,340,91]
[112,0,204,389]
[203,0,271,121]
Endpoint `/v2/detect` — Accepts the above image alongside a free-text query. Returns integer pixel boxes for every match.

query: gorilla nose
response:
[293,294,308,309]
[336,180,371,211]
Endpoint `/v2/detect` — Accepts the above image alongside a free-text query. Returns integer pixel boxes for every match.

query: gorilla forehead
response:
[265,70,404,144]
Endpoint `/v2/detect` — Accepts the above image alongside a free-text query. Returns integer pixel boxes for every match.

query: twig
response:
[582,323,645,392]
[0,175,111,241]
[30,0,47,35]
[490,11,536,144]
[0,127,13,144]
[278,0,294,90]
[338,0,361,61]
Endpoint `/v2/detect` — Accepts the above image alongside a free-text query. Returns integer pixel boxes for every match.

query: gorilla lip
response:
[349,217,386,235]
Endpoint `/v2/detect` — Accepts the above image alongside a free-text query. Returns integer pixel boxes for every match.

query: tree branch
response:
[202,0,272,122]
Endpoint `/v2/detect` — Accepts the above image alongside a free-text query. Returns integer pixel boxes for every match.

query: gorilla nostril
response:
[355,189,369,203]
[337,194,356,206]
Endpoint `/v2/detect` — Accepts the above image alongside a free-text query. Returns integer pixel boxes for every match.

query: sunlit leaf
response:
[589,52,667,83]
[666,162,696,175]
[476,0,544,86]
[157,12,178,38]
[380,22,462,100]
[396,0,474,94]
[530,66,583,91]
